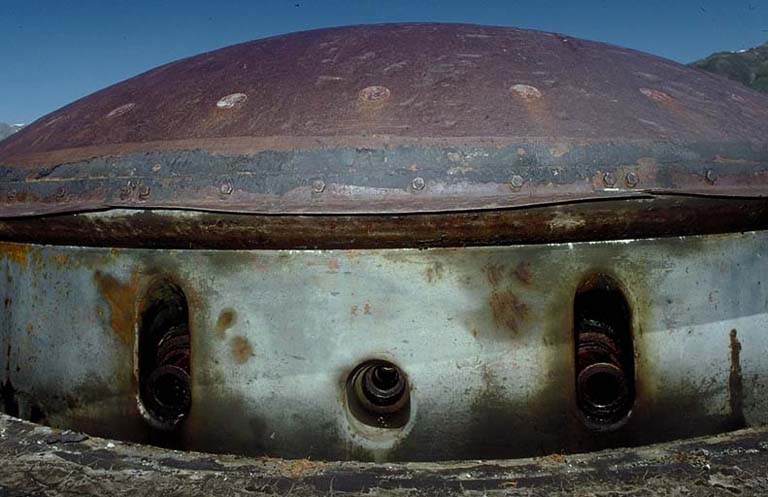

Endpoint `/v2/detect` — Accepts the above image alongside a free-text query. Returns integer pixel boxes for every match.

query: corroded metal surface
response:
[2,231,766,461]
[0,24,767,217]
[1,414,768,495]
[0,197,767,249]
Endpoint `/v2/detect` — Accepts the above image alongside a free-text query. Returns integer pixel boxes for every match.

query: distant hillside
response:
[690,42,768,93]
[0,123,24,141]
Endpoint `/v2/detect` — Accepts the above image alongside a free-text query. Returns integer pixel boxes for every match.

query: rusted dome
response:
[1,23,767,217]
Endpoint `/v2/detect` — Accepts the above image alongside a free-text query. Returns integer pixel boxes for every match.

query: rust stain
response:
[215,308,237,338]
[513,261,533,285]
[231,335,254,364]
[327,258,340,272]
[306,258,341,272]
[484,263,505,287]
[351,302,372,317]
[489,290,529,333]
[424,261,445,283]
[25,323,33,335]
[50,253,71,266]
[729,329,746,427]
[94,270,138,345]
[94,271,138,344]
[0,242,32,266]
[89,248,121,269]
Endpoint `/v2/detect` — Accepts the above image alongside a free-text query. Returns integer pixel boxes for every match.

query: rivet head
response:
[625,172,639,188]
[411,177,426,191]
[55,187,67,199]
[311,179,326,194]
[219,179,234,196]
[137,184,151,200]
[603,171,617,187]
[509,175,524,189]
[119,180,136,200]
[705,169,718,185]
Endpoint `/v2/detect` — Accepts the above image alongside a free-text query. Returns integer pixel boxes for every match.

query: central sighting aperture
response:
[347,360,410,428]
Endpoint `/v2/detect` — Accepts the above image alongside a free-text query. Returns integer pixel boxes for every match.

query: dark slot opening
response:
[138,280,191,426]
[574,274,634,429]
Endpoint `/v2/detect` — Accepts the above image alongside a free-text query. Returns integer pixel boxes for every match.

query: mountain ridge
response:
[690,41,768,93]
[0,123,23,142]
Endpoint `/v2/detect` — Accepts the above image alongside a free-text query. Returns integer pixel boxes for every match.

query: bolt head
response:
[219,180,234,196]
[411,177,426,191]
[311,179,326,194]
[138,184,151,200]
[602,171,616,187]
[624,172,639,188]
[705,169,718,184]
[509,174,524,189]
[119,180,135,200]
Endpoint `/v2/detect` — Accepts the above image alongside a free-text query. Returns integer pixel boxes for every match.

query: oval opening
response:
[138,280,191,427]
[573,274,634,429]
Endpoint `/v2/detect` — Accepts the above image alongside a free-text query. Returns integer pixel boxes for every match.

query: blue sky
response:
[1,0,766,124]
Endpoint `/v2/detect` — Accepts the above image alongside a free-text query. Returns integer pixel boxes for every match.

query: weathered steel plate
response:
[0,197,767,249]
[2,230,766,461]
[0,24,766,217]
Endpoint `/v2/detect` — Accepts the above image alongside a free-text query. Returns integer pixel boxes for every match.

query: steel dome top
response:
[0,23,767,217]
